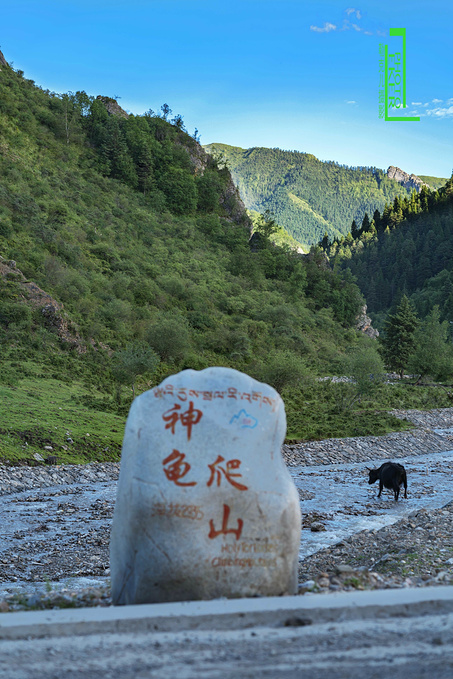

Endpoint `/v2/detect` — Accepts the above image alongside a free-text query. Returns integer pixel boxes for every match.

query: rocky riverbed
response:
[289,408,453,595]
[1,408,453,611]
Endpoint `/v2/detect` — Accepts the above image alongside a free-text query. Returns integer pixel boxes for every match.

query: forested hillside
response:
[0,58,390,459]
[2,55,450,462]
[327,179,453,324]
[204,143,412,248]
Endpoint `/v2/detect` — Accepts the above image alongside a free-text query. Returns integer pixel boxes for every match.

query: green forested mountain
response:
[203,143,412,249]
[328,179,453,324]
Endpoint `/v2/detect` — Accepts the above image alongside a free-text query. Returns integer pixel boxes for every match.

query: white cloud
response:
[311,9,376,37]
[346,100,357,104]
[310,22,337,32]
[346,8,361,19]
[409,101,453,118]
[427,105,453,118]
[376,30,386,37]
[432,98,443,103]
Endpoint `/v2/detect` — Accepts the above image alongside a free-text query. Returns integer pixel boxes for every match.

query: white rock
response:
[299,579,315,591]
[110,367,301,605]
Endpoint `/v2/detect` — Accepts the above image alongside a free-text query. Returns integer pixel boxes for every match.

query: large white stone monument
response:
[110,367,301,605]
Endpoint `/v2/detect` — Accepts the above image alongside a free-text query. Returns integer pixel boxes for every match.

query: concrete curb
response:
[2,586,453,640]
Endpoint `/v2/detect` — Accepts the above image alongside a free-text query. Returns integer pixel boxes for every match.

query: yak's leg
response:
[378,480,383,498]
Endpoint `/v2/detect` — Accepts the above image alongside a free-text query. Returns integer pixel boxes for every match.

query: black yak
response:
[367,462,407,501]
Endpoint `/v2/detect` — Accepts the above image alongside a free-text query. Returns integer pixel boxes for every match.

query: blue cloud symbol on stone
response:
[229,409,258,429]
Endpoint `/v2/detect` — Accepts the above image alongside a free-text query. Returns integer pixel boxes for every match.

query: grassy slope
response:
[0,362,124,464]
[247,209,306,252]
[0,61,375,461]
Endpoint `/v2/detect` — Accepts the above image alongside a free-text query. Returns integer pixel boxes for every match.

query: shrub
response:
[196,170,225,212]
[112,342,160,398]
[253,349,311,393]
[146,316,190,362]
[158,168,197,214]
[0,302,32,329]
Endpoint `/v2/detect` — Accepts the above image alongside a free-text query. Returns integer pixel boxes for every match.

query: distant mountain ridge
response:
[417,174,450,191]
[204,143,414,248]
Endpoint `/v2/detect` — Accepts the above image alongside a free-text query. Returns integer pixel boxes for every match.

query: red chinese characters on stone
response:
[208,504,243,541]
[162,401,203,441]
[162,449,196,487]
[207,455,248,491]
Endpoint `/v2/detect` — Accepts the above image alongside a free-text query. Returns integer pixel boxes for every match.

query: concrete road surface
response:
[2,588,453,678]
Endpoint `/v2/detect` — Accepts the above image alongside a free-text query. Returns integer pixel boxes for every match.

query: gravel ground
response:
[298,502,453,595]
[1,408,453,611]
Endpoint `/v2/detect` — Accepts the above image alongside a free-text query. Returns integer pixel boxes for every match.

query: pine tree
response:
[100,117,138,187]
[320,231,330,250]
[160,103,172,120]
[361,212,371,233]
[408,191,418,215]
[381,204,392,230]
[372,209,381,231]
[419,186,430,211]
[380,295,419,379]
[408,306,453,382]
[351,219,359,239]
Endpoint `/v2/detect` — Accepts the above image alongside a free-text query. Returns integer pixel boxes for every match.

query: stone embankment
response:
[283,409,453,467]
[0,462,120,496]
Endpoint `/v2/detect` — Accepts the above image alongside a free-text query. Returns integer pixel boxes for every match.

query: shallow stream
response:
[293,448,453,559]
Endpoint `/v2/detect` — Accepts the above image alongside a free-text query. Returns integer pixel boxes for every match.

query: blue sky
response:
[2,0,452,176]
